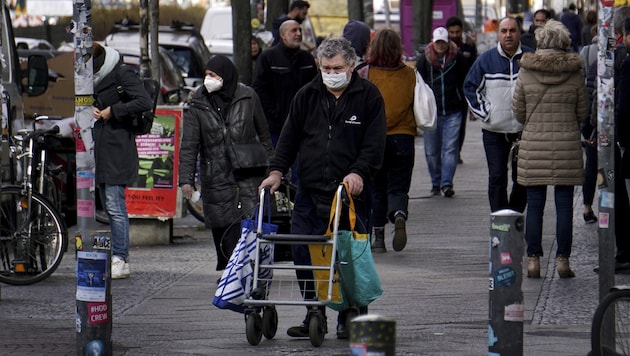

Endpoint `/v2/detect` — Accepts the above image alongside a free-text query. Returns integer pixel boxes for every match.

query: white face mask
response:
[322,71,349,90]
[204,76,223,93]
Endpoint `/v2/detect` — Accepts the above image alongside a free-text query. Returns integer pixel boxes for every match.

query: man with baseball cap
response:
[415,27,469,198]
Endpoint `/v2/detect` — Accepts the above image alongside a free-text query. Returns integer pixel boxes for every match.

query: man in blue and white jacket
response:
[464,17,534,213]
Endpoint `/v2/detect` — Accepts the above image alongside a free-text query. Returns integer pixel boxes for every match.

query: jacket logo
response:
[345,115,361,125]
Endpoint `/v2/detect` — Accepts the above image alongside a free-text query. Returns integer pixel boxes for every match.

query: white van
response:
[200,6,234,58]
[200,7,316,58]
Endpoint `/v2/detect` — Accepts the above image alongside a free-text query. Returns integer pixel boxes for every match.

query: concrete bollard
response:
[488,209,525,355]
[76,230,112,356]
[349,314,396,356]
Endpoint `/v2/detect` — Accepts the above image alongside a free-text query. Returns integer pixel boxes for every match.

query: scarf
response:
[424,41,459,70]
[204,55,238,113]
[93,46,121,86]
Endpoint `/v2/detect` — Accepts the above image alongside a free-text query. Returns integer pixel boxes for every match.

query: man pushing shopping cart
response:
[258,37,387,343]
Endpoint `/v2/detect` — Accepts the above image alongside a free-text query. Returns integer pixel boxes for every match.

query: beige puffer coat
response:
[512,49,587,187]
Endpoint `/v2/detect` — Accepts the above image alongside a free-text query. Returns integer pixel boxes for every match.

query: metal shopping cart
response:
[242,184,357,347]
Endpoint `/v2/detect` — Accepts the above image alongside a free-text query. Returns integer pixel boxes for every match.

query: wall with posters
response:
[126,107,182,218]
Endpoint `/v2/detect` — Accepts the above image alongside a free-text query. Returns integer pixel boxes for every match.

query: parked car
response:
[113,45,190,105]
[104,22,211,87]
[15,37,55,51]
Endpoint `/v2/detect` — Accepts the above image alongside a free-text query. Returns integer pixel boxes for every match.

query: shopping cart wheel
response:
[246,313,263,345]
[308,314,325,347]
[262,306,278,339]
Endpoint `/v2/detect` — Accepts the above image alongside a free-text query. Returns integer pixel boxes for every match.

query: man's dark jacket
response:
[269,72,386,192]
[252,42,317,135]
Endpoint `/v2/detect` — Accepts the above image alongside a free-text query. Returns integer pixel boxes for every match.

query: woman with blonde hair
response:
[512,19,588,278]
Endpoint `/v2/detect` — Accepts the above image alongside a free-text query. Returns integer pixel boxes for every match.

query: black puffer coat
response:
[94,63,152,185]
[179,84,273,228]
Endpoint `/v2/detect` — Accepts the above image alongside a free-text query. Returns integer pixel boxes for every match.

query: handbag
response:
[213,204,277,313]
[413,68,437,131]
[309,183,383,311]
[226,143,269,170]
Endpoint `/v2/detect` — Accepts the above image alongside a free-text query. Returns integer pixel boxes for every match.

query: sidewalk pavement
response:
[0,122,619,355]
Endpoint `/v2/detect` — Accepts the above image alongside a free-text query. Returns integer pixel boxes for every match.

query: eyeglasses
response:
[320,65,347,74]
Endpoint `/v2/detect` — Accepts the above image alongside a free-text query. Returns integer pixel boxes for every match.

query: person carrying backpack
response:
[92,42,152,279]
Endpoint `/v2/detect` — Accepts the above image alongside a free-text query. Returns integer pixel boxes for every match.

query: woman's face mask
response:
[204,76,223,93]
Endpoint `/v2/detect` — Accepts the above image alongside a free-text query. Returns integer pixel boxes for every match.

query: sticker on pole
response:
[504,303,524,322]
[76,251,107,302]
[87,302,109,325]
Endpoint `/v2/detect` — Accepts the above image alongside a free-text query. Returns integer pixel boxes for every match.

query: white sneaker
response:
[112,256,130,279]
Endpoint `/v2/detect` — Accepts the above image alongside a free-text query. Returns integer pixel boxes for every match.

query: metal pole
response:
[72,0,111,354]
[596,0,616,302]
[595,2,616,350]
[488,209,524,355]
[139,0,152,80]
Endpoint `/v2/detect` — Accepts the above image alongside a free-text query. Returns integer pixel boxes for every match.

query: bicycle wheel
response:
[0,187,68,285]
[592,289,630,356]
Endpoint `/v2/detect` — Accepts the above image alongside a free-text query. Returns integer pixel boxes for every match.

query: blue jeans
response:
[372,134,415,227]
[482,129,527,213]
[424,112,461,189]
[525,185,574,258]
[99,184,129,261]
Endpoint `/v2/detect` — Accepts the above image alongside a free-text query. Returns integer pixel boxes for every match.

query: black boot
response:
[372,227,386,253]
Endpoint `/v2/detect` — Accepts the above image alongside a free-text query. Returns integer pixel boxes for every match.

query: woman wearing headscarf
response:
[92,42,152,279]
[512,19,588,279]
[179,55,274,272]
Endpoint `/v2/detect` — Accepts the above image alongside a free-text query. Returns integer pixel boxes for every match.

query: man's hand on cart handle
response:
[259,170,283,194]
[343,173,363,196]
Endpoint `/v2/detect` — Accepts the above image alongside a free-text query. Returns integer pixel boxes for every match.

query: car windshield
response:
[164,47,203,80]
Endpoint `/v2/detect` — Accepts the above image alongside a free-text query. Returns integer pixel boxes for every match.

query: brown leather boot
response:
[556,257,575,278]
[527,256,540,278]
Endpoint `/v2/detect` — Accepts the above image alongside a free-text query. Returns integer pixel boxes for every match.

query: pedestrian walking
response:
[92,42,153,279]
[271,0,310,46]
[464,17,534,213]
[417,27,468,198]
[179,55,274,272]
[512,19,587,278]
[617,16,630,233]
[253,19,317,184]
[611,7,630,272]
[364,29,415,253]
[445,16,477,164]
[521,8,552,49]
[258,37,386,340]
[560,3,583,52]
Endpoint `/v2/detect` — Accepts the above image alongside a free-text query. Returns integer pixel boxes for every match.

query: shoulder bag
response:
[413,68,437,131]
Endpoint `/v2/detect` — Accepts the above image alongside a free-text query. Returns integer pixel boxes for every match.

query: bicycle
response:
[591,285,630,356]
[0,115,68,285]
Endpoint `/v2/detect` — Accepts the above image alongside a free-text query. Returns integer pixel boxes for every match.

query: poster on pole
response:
[126,107,182,218]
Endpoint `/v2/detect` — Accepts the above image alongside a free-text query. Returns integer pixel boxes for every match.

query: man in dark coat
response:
[253,20,317,144]
[259,37,386,340]
[560,3,583,52]
[271,0,310,46]
[253,19,317,185]
[92,42,152,279]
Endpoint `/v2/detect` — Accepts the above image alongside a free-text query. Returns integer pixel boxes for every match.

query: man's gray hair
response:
[535,19,571,50]
[316,37,356,67]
